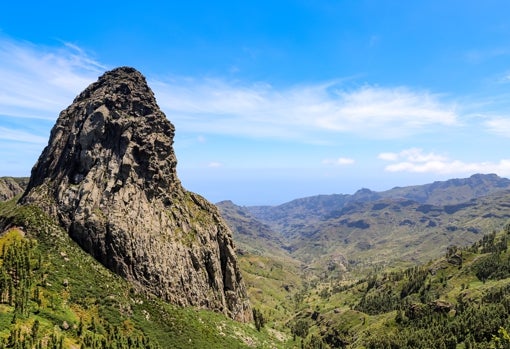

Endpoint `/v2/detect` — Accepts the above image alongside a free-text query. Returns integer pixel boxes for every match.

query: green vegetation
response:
[257,224,510,348]
[0,199,285,348]
[220,192,510,348]
[237,253,302,327]
[4,179,510,348]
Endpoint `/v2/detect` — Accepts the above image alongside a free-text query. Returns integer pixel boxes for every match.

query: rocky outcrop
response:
[0,177,28,201]
[20,67,251,322]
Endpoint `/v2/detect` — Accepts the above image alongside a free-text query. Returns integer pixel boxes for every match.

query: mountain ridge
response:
[246,173,510,224]
[218,173,510,270]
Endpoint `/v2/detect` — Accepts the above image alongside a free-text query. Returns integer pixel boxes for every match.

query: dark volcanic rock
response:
[20,67,251,322]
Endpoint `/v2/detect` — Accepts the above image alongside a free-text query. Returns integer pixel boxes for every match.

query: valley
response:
[218,174,510,348]
[3,173,510,348]
[220,174,510,272]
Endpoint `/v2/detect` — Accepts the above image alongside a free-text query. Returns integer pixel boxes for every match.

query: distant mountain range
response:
[217,174,510,269]
[5,173,510,269]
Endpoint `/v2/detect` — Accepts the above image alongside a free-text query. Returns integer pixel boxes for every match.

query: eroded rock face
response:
[0,178,27,201]
[21,67,251,322]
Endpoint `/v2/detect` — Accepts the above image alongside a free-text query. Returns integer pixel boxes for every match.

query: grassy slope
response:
[282,225,510,348]
[0,198,285,349]
[238,253,302,327]
[225,204,510,348]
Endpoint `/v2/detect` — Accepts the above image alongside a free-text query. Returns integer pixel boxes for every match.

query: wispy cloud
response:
[379,148,510,176]
[154,79,459,142]
[207,162,223,168]
[322,157,355,166]
[0,36,105,174]
[0,36,104,120]
[495,71,510,84]
[0,36,460,145]
[0,127,48,144]
[484,117,510,137]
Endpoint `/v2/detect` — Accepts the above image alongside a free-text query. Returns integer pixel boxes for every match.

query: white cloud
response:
[0,36,104,120]
[379,148,447,163]
[378,152,399,161]
[322,157,355,166]
[0,36,460,145]
[152,79,459,142]
[207,162,223,168]
[484,117,510,137]
[496,71,510,84]
[0,36,106,175]
[379,148,510,176]
[0,127,47,144]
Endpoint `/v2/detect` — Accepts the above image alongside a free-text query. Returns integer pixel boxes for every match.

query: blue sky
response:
[1,1,510,205]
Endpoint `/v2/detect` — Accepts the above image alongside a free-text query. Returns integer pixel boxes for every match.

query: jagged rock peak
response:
[21,67,252,322]
[24,66,180,201]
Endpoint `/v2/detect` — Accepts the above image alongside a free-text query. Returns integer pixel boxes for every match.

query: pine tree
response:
[31,319,40,341]
[253,308,266,331]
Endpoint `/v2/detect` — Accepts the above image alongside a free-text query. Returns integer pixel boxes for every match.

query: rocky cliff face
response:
[20,67,251,322]
[0,177,28,201]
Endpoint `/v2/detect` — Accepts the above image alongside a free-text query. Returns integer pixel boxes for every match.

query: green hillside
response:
[234,223,510,348]
[220,176,510,273]
[4,174,510,349]
[0,198,285,349]
[270,224,510,348]
[218,191,510,348]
